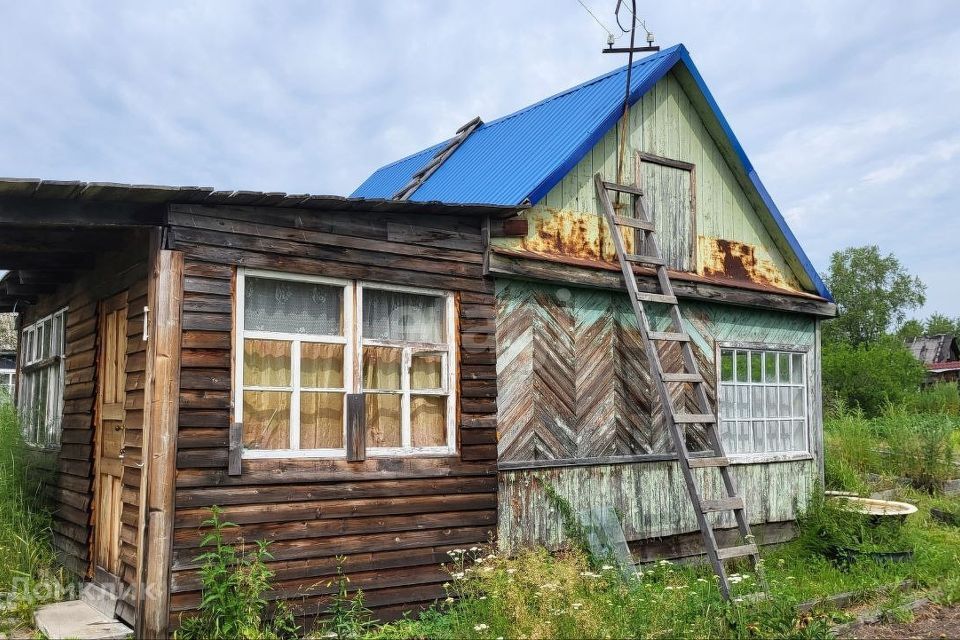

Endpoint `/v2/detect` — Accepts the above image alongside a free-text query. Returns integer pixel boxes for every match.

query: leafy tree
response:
[822,336,927,416]
[924,313,960,337]
[823,246,925,346]
[896,319,924,342]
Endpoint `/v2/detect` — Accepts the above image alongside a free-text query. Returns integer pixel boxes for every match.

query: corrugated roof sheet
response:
[350,43,834,302]
[352,45,681,205]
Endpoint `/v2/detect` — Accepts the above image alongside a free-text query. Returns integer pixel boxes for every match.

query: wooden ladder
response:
[594,173,762,599]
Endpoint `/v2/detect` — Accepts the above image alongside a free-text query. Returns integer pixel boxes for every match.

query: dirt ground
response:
[844,603,960,639]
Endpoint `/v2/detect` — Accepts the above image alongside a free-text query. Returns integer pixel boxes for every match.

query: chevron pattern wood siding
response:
[496,280,816,465]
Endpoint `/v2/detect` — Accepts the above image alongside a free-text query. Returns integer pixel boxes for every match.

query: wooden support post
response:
[345,394,366,462]
[141,250,184,639]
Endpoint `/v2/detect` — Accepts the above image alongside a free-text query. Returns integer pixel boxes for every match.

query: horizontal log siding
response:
[15,235,149,621]
[165,205,498,629]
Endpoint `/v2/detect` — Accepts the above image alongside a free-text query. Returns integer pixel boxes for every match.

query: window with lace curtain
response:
[236,269,456,459]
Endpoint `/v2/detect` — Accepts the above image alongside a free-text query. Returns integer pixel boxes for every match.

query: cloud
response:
[0,0,957,315]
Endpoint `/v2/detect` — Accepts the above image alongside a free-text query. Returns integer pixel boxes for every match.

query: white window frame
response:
[235,270,458,459]
[356,281,458,457]
[716,343,811,463]
[18,308,67,449]
[236,269,354,459]
[0,368,15,399]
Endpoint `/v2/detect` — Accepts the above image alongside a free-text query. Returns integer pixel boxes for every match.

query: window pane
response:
[750,353,762,382]
[720,421,736,451]
[243,339,291,387]
[300,392,344,448]
[792,387,804,417]
[751,386,765,418]
[764,353,776,383]
[362,289,445,343]
[411,396,446,447]
[720,385,735,418]
[778,353,790,383]
[737,421,751,453]
[243,391,291,449]
[765,386,779,417]
[411,353,444,391]
[363,347,402,391]
[365,393,401,447]
[793,420,806,451]
[792,353,804,384]
[301,343,344,389]
[736,386,750,419]
[780,420,792,451]
[766,420,780,451]
[779,387,791,417]
[244,277,342,335]
[735,352,747,382]
[753,420,765,452]
[720,350,734,382]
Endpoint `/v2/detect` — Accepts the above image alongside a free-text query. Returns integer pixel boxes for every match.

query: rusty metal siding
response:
[494,70,803,292]
[496,280,816,465]
[498,459,815,551]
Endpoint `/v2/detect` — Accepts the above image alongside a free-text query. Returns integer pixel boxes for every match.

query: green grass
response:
[0,401,66,631]
[357,405,960,640]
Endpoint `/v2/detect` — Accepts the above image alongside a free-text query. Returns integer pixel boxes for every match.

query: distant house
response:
[0,313,15,398]
[907,334,960,383]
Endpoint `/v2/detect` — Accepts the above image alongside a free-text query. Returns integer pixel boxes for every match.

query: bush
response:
[822,337,926,416]
[175,507,299,640]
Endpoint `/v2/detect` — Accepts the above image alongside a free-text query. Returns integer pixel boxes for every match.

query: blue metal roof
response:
[351,44,832,301]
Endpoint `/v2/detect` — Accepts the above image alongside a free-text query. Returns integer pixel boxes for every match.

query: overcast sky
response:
[1,1,957,317]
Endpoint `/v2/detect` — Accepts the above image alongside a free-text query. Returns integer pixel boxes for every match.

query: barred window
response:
[718,348,807,455]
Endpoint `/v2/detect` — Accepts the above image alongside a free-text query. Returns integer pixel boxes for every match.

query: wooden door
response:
[94,291,128,577]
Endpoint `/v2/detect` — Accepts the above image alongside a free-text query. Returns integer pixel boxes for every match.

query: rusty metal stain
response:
[699,236,797,291]
[519,207,640,263]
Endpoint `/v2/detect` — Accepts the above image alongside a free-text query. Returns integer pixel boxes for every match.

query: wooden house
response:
[0,44,835,636]
[907,334,960,384]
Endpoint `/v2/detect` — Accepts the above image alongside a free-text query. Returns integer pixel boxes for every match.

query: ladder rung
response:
[662,372,703,383]
[636,292,678,305]
[701,497,744,513]
[716,543,759,560]
[613,215,655,231]
[602,181,643,196]
[648,331,690,342]
[673,413,717,424]
[625,254,665,266]
[688,456,730,468]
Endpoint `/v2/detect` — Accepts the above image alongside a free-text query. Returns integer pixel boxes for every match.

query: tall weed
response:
[0,401,64,627]
[175,507,299,640]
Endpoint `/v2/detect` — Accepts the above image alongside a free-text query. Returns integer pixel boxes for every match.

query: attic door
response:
[636,153,694,271]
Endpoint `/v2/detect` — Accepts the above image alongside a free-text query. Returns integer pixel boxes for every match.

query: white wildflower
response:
[470,546,481,552]
[601,564,614,571]
[474,623,489,631]
[445,597,454,603]
[506,568,517,574]
[451,571,465,580]
[572,602,583,610]
[734,597,744,603]
[486,553,497,559]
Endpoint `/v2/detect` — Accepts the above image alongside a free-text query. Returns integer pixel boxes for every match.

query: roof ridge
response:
[480,44,682,130]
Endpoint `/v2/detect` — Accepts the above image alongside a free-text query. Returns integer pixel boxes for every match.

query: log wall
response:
[164,204,499,629]
[16,233,149,626]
